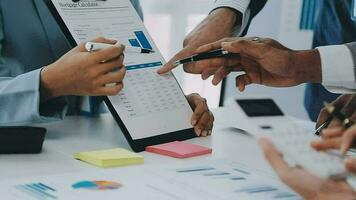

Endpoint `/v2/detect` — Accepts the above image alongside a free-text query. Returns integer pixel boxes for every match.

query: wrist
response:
[291,49,322,83]
[40,65,66,102]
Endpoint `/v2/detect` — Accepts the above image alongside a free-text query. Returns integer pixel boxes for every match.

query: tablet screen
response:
[49,0,193,140]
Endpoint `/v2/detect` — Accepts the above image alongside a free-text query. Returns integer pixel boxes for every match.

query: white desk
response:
[0,108,315,181]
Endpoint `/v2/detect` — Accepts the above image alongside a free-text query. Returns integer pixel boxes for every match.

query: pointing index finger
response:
[158,46,196,74]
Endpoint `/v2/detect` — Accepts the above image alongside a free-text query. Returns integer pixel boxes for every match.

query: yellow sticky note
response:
[74,148,144,168]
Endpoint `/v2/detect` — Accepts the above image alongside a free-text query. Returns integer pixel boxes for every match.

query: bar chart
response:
[15,182,57,200]
[128,31,153,50]
[168,163,302,200]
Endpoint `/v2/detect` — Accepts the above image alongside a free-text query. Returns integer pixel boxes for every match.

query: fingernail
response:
[239,85,245,92]
[212,78,218,86]
[191,120,197,126]
[202,131,208,136]
[196,129,202,136]
[157,68,163,74]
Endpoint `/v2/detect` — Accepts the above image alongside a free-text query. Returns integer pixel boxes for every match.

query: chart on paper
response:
[147,160,302,200]
[50,0,193,139]
[0,159,301,200]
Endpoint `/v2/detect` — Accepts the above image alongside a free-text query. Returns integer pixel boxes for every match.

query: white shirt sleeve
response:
[317,45,356,93]
[212,0,251,36]
[213,0,250,14]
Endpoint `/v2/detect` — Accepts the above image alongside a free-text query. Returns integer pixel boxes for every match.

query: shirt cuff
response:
[0,69,67,125]
[323,86,356,94]
[318,45,355,86]
[212,0,251,36]
[213,0,250,15]
[36,68,68,123]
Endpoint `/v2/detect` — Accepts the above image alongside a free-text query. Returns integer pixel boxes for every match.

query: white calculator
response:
[227,98,354,180]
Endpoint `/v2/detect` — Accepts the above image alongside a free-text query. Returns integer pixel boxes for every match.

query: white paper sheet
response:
[0,159,301,200]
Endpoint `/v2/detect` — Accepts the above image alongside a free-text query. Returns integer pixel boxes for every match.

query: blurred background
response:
[141,0,317,120]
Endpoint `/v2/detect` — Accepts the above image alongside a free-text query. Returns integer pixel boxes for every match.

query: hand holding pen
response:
[157,37,241,79]
[159,37,303,91]
[312,102,356,154]
[85,42,154,54]
[315,95,356,135]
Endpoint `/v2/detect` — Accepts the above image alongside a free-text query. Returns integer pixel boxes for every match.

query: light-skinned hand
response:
[40,37,125,102]
[259,138,356,200]
[311,125,356,174]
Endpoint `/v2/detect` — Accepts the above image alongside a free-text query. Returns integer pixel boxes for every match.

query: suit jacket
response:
[0,0,142,125]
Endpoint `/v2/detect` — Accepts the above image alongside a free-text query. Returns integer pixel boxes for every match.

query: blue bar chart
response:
[176,166,215,173]
[128,39,141,47]
[172,164,301,200]
[128,31,153,50]
[15,182,57,200]
[126,61,163,71]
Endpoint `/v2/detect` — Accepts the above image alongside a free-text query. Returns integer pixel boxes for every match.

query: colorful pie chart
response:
[72,180,122,190]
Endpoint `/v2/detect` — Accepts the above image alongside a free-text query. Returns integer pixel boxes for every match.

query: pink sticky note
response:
[145,141,212,158]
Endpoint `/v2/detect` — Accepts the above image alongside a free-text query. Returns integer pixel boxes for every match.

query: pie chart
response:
[72,180,122,190]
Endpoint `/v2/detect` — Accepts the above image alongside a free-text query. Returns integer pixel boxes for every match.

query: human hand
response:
[316,95,356,129]
[311,125,356,173]
[194,37,322,90]
[186,93,214,137]
[157,8,238,74]
[259,138,356,200]
[40,37,125,101]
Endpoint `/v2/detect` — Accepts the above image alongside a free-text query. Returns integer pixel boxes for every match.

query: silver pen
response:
[85,42,155,54]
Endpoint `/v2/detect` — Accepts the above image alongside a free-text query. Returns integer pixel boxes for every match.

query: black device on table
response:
[0,127,46,154]
[235,99,284,117]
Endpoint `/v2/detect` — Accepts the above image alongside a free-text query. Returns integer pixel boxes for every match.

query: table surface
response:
[0,107,315,181]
